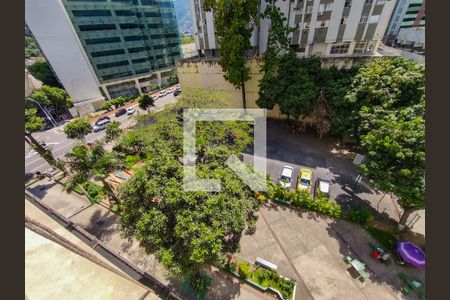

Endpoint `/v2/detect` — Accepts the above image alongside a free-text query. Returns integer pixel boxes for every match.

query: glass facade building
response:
[62,0,181,98]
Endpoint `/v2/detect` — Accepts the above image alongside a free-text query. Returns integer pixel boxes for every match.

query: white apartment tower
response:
[191,0,397,58]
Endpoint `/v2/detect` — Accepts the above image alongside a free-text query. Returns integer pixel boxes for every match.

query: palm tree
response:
[65,143,122,207]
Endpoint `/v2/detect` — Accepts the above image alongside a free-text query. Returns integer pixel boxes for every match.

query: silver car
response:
[93,118,110,132]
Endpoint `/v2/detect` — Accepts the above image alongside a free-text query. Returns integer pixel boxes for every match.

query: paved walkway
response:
[26,179,272,300]
[239,203,425,300]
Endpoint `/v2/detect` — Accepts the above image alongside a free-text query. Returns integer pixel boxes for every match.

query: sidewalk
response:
[26,179,272,300]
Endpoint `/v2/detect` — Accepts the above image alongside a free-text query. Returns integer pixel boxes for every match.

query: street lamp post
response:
[27,98,57,127]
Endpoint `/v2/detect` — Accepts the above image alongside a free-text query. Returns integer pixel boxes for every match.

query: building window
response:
[97,60,130,69]
[79,24,116,31]
[124,35,143,41]
[128,47,146,53]
[72,10,111,17]
[85,37,121,45]
[330,42,350,54]
[132,58,149,64]
[147,23,160,29]
[345,0,352,7]
[159,2,173,8]
[319,20,329,27]
[145,12,160,17]
[161,13,175,19]
[353,41,367,54]
[106,81,139,98]
[306,5,313,14]
[365,41,376,53]
[135,68,150,74]
[120,23,140,29]
[365,0,374,5]
[376,0,386,4]
[102,71,133,81]
[319,3,333,13]
[369,15,380,23]
[141,0,156,5]
[91,49,126,57]
[303,22,310,29]
[360,14,368,23]
[341,17,348,25]
[115,10,135,16]
[290,44,306,53]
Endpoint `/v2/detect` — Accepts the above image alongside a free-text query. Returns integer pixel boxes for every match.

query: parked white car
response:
[278,166,294,188]
[126,107,135,115]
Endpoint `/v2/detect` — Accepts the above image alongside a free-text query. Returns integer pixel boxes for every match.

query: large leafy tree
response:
[277,53,318,122]
[359,110,425,227]
[64,118,92,143]
[25,108,45,133]
[27,59,61,87]
[258,52,318,123]
[351,58,425,228]
[345,57,425,138]
[204,0,259,108]
[29,85,73,118]
[138,94,155,112]
[25,108,66,174]
[118,89,261,280]
[105,121,123,143]
[257,1,295,111]
[66,143,122,206]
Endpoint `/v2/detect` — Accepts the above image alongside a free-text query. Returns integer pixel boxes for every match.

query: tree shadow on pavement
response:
[26,180,57,199]
[83,208,119,243]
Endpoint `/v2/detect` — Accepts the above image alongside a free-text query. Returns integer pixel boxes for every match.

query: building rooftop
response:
[25,200,161,300]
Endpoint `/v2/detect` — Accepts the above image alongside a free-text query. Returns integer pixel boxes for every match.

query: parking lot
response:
[243,119,402,222]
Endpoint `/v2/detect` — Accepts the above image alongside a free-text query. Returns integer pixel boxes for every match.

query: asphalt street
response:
[25,92,178,174]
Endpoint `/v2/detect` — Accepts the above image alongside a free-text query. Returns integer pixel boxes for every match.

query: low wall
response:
[176,56,377,119]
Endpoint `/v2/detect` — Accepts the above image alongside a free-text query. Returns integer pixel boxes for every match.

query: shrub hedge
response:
[269,184,374,225]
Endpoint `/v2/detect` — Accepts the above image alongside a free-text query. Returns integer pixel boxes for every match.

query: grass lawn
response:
[366,226,398,252]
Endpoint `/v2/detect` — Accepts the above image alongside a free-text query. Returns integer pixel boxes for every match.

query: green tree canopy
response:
[25,108,45,133]
[29,85,72,117]
[25,36,41,58]
[105,121,123,143]
[118,89,261,278]
[138,94,155,112]
[66,143,122,205]
[64,118,92,142]
[257,1,295,111]
[258,52,319,122]
[345,57,425,138]
[359,111,425,225]
[204,0,259,108]
[27,59,60,87]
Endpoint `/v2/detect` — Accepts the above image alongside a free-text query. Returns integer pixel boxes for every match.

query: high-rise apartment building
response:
[191,0,396,58]
[384,0,425,46]
[26,0,181,113]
